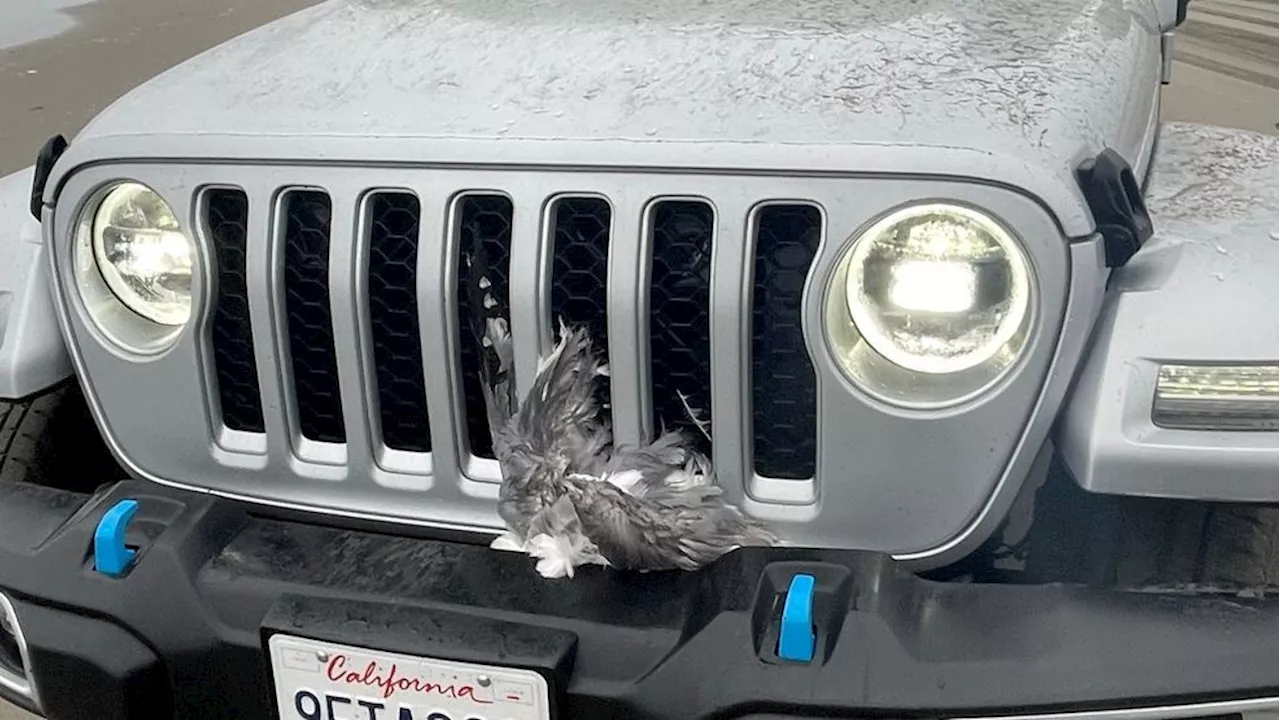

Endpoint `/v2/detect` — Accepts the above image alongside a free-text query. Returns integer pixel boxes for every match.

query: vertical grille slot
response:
[206,188,264,433]
[456,195,513,460]
[366,192,430,452]
[550,197,613,411]
[281,190,345,444]
[649,201,714,456]
[751,205,820,479]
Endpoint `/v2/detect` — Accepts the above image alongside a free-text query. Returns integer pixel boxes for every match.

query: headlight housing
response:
[74,182,195,352]
[825,202,1034,406]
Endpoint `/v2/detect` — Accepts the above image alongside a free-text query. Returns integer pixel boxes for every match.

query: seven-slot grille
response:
[204,189,820,480]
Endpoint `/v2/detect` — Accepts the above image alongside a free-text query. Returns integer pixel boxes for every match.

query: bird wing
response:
[604,430,688,493]
[506,321,613,470]
[569,474,777,572]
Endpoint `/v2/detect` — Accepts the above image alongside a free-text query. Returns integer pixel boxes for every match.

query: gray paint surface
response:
[45,162,1087,562]
[1059,121,1279,502]
[58,0,1165,238]
[0,167,72,399]
[75,0,1156,151]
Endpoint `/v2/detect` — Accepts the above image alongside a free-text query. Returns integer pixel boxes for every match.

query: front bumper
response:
[0,478,1275,720]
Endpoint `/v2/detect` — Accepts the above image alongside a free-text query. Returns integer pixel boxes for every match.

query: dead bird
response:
[463,247,778,578]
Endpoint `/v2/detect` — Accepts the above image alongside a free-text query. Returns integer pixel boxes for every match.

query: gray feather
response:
[475,315,779,574]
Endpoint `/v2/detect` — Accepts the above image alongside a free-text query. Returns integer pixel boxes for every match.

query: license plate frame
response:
[267,633,553,720]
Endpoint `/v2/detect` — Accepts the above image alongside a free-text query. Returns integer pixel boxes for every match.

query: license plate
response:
[268,634,552,720]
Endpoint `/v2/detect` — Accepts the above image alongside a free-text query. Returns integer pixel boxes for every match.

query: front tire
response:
[1021,454,1278,591]
[0,383,122,493]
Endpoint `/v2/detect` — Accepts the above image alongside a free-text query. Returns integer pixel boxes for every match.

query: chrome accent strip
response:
[963,697,1278,720]
[0,592,39,710]
[1160,32,1175,85]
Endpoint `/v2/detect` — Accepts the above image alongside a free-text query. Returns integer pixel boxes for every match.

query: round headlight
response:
[825,203,1034,405]
[845,203,1030,374]
[90,183,193,326]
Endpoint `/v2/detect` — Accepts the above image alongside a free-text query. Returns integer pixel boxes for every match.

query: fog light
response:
[1154,364,1279,431]
[0,592,38,709]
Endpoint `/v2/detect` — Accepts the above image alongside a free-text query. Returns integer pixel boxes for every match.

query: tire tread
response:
[0,386,121,492]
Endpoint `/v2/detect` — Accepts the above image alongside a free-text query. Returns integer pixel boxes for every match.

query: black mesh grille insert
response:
[550,197,612,411]
[649,201,713,456]
[367,192,430,452]
[456,195,513,459]
[206,188,264,433]
[751,205,820,479]
[281,190,345,443]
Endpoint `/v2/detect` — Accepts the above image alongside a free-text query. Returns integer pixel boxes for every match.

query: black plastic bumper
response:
[0,479,1275,720]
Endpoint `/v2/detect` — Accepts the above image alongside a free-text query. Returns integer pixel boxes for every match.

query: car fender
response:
[0,166,73,400]
[1058,122,1278,502]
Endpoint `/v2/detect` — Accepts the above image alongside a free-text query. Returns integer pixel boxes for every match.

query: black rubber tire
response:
[0,383,123,493]
[1022,455,1278,591]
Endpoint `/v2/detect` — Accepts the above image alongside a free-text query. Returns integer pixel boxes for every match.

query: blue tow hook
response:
[93,499,139,577]
[777,573,817,662]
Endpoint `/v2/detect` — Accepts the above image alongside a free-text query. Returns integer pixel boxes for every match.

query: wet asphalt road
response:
[0,0,1276,717]
[0,0,320,174]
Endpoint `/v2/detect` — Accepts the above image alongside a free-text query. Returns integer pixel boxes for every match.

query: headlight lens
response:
[90,183,193,326]
[825,203,1034,405]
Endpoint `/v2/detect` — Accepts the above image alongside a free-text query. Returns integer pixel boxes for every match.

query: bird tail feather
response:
[512,320,610,457]
[463,227,520,451]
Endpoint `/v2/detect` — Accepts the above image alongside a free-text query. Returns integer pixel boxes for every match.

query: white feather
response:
[490,532,527,552]
[526,534,576,578]
[603,469,644,494]
[525,531,609,578]
[661,467,705,491]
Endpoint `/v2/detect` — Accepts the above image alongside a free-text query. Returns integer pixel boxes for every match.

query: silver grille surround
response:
[47,161,1092,567]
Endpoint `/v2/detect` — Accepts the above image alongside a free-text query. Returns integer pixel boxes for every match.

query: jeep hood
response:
[68,0,1162,237]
